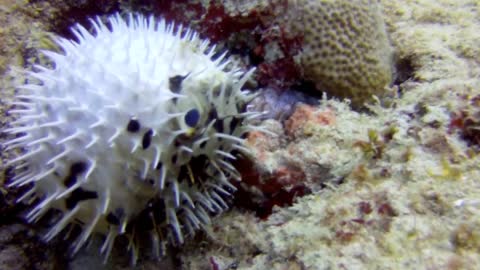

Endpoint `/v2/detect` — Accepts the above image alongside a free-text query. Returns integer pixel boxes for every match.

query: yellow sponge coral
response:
[298,0,394,107]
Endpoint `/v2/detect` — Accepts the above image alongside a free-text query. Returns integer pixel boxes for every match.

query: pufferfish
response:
[3,13,262,264]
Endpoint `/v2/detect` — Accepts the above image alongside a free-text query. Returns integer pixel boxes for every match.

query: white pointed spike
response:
[120,218,127,234]
[40,50,65,64]
[215,149,236,160]
[26,166,55,185]
[232,144,252,156]
[101,188,110,214]
[194,192,214,212]
[216,170,237,191]
[129,238,139,266]
[193,136,209,148]
[16,187,36,203]
[207,44,217,57]
[213,51,228,65]
[236,110,265,118]
[27,193,57,222]
[101,231,116,264]
[85,134,99,149]
[151,145,161,169]
[210,191,228,210]
[107,128,122,144]
[173,180,180,207]
[209,159,237,188]
[207,183,231,196]
[56,182,81,200]
[26,133,53,147]
[130,139,141,153]
[183,208,200,229]
[195,206,211,224]
[206,194,223,212]
[73,23,93,42]
[167,208,183,244]
[46,148,71,165]
[181,192,195,209]
[217,59,232,70]
[67,104,88,112]
[73,213,101,254]
[9,113,45,125]
[5,146,43,167]
[57,130,82,144]
[44,205,80,241]
[182,218,195,235]
[150,228,160,258]
[180,146,193,153]
[5,109,35,115]
[16,95,69,103]
[3,135,30,147]
[85,158,96,180]
[247,125,278,137]
[216,158,238,174]
[9,171,35,187]
[8,101,32,107]
[12,162,29,170]
[214,133,245,144]
[17,84,44,91]
[89,118,105,128]
[236,67,256,89]
[138,158,148,179]
[159,167,167,190]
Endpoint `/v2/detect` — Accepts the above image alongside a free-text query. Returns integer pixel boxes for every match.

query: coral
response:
[3,13,260,264]
[297,0,394,107]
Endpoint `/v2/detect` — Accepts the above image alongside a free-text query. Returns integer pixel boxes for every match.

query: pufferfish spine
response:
[3,13,261,263]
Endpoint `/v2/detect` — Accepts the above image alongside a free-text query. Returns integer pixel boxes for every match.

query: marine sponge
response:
[3,13,259,263]
[298,0,394,107]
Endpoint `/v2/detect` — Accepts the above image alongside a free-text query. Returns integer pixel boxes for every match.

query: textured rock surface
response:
[179,0,480,269]
[298,0,394,107]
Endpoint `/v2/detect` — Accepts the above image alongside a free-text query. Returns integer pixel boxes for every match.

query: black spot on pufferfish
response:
[65,188,98,209]
[64,162,87,187]
[208,107,218,121]
[142,129,153,149]
[171,154,177,165]
[169,74,188,93]
[127,199,167,233]
[185,109,200,127]
[126,118,141,132]
[214,119,224,133]
[229,117,239,133]
[208,108,224,132]
[106,212,120,225]
[178,155,210,186]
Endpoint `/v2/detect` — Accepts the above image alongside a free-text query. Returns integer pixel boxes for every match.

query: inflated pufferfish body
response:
[4,14,258,263]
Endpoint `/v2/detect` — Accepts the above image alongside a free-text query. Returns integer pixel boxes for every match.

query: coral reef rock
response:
[297,0,394,107]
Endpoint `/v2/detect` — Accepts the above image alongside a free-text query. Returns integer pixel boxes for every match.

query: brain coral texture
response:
[298,0,394,107]
[3,13,259,264]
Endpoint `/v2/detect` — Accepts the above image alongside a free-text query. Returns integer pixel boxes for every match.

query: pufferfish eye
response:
[184,108,200,128]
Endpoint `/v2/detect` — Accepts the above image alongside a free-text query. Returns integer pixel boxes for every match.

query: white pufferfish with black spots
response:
[3,13,265,264]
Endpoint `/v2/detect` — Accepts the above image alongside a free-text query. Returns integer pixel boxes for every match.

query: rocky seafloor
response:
[1,0,480,269]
